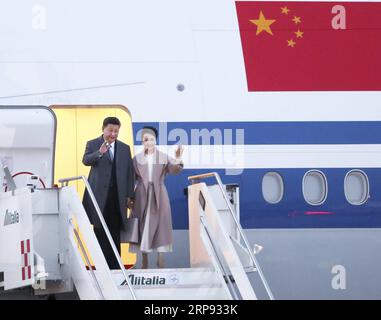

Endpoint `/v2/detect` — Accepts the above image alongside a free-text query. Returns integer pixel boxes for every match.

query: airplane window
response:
[262,172,284,204]
[302,170,328,205]
[344,170,369,205]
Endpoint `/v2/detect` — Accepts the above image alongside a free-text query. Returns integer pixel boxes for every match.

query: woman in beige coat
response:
[129,126,184,268]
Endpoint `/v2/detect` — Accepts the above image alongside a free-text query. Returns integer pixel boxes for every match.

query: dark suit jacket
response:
[82,136,135,229]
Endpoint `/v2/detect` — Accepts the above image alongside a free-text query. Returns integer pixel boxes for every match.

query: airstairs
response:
[0,170,274,300]
[0,106,273,300]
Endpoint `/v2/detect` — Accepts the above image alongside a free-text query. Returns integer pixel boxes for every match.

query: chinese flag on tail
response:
[235,2,381,91]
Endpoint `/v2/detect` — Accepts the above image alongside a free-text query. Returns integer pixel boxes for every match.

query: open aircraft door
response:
[50,105,136,268]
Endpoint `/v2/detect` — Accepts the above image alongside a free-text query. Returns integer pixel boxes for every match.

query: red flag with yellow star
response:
[235,1,381,91]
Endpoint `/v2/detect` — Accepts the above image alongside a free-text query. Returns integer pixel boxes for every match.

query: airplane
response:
[1,0,381,299]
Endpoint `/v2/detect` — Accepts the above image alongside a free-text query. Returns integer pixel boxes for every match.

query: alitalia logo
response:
[3,209,20,226]
[128,274,166,286]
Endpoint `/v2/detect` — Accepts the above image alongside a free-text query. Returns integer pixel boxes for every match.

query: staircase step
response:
[99,268,231,299]
[110,267,223,287]
[117,285,229,300]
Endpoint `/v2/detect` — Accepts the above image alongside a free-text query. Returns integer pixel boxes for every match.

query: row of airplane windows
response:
[262,169,369,206]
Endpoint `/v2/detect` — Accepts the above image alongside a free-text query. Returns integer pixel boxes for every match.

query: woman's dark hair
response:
[103,117,121,129]
[142,126,158,139]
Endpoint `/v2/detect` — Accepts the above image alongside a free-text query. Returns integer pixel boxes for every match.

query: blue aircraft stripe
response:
[166,168,381,230]
[132,121,381,145]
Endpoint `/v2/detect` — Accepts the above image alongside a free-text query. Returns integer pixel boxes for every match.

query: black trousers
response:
[94,186,122,270]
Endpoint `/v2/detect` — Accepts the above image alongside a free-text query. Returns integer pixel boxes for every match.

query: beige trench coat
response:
[131,150,184,249]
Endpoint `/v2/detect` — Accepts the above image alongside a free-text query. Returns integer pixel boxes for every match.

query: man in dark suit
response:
[82,117,135,269]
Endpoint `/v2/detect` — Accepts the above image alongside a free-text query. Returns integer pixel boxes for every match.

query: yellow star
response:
[292,16,302,24]
[295,30,304,38]
[250,11,276,36]
[287,39,296,47]
[281,6,290,15]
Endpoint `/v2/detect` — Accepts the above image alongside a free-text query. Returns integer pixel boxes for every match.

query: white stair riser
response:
[118,287,229,300]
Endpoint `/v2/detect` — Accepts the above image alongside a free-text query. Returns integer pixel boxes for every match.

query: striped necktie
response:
[108,144,114,161]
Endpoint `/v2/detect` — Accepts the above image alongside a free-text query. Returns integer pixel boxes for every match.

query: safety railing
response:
[200,216,240,300]
[59,175,136,300]
[188,172,274,300]
[69,218,105,299]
